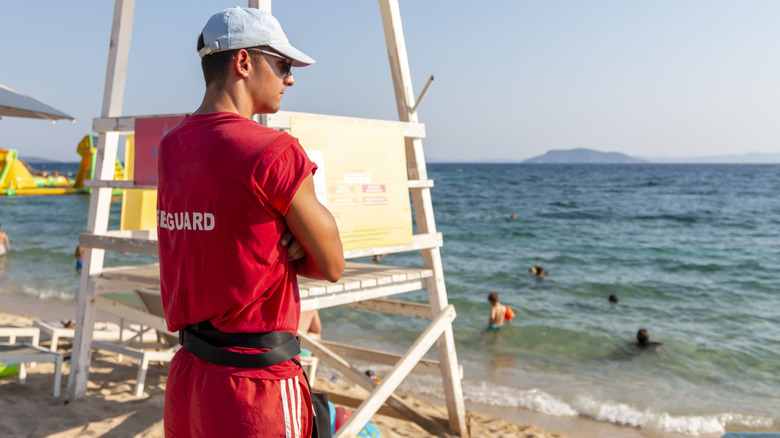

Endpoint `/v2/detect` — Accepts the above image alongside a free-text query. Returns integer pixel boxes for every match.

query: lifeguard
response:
[157,7,344,438]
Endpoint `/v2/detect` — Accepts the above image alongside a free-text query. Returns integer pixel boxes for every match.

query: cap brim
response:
[268,42,315,67]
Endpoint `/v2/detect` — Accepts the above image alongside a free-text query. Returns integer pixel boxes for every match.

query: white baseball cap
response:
[198,6,315,67]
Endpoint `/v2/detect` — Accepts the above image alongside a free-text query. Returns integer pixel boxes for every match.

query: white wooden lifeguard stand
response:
[67,1,469,436]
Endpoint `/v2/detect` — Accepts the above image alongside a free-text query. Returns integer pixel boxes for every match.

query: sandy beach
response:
[0,294,571,438]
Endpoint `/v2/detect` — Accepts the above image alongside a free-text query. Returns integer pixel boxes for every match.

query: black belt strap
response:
[180,322,300,368]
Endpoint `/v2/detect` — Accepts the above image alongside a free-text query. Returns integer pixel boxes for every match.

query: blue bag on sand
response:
[357,421,381,438]
[328,401,336,435]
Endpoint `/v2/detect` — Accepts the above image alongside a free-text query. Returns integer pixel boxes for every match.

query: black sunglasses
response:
[248,48,293,77]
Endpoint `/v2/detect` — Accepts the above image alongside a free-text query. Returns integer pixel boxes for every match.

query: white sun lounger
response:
[33,320,128,352]
[91,289,178,396]
[0,325,40,346]
[0,343,63,397]
[0,326,64,397]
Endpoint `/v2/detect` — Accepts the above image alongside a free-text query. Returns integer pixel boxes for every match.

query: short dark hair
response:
[637,329,650,346]
[488,292,499,304]
[197,33,258,87]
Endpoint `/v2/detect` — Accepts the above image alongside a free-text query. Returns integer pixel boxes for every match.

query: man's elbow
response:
[323,258,345,283]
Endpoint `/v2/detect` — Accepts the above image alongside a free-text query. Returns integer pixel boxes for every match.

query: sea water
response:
[1,163,778,435]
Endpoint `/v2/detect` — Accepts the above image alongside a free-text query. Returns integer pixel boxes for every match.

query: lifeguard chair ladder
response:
[67,1,468,437]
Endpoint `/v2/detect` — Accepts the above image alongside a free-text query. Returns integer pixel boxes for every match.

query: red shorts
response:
[164,349,313,438]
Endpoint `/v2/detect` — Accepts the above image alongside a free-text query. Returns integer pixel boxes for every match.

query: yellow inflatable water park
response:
[1,135,124,196]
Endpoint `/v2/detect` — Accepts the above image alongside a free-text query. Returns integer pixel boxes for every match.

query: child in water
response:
[481,292,515,342]
[486,292,507,331]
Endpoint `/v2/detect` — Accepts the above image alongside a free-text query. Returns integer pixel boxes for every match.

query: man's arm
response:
[284,175,344,282]
[308,310,322,336]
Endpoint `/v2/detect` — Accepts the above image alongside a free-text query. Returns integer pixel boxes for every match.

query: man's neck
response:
[195,83,254,118]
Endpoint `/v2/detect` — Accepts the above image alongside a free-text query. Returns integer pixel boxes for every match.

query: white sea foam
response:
[462,381,579,417]
[572,395,775,436]
[644,411,725,436]
[331,362,776,436]
[464,382,578,417]
[389,371,577,417]
[21,285,71,301]
[572,396,647,427]
[714,412,776,430]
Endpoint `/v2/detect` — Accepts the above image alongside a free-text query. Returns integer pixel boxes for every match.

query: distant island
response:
[522,148,646,164]
[518,149,780,164]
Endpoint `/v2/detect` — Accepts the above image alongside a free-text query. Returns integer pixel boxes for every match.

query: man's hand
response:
[281,231,305,261]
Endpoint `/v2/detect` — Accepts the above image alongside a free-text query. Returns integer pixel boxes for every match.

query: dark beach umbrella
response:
[0,82,75,122]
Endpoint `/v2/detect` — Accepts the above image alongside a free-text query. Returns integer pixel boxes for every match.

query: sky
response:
[1,0,779,162]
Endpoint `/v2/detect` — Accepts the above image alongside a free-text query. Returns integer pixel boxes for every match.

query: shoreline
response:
[0,293,568,437]
[0,293,739,438]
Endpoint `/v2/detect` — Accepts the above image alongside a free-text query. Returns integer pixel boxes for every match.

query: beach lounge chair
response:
[0,325,40,346]
[33,320,127,352]
[0,326,64,397]
[91,289,178,396]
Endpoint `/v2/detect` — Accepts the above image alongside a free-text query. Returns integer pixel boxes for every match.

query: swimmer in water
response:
[633,328,662,350]
[481,292,510,343]
[615,328,663,359]
[0,223,9,257]
[75,245,84,274]
[530,263,548,278]
[486,292,506,331]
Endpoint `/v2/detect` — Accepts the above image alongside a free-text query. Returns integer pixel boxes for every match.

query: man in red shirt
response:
[157,7,344,437]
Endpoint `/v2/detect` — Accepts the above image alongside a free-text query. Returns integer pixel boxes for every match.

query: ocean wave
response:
[21,285,72,301]
[539,211,607,220]
[632,213,701,223]
[390,371,579,417]
[462,381,578,417]
[572,396,775,435]
[400,375,776,436]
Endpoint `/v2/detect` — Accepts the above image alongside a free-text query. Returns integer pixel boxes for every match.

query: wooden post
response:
[251,0,272,128]
[336,305,457,438]
[300,329,454,437]
[247,0,271,12]
[378,0,469,435]
[67,0,135,401]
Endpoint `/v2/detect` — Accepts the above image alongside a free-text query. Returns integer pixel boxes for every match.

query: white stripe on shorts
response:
[281,378,292,438]
[286,377,300,438]
[294,375,302,438]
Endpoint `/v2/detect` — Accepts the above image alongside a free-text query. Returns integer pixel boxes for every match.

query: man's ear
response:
[234,49,252,78]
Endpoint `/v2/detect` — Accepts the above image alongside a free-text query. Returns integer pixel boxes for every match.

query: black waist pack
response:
[179,321,331,438]
[179,321,300,368]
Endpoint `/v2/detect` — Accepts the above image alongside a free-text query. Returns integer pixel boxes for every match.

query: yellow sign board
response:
[119,117,414,252]
[120,135,158,230]
[291,116,412,252]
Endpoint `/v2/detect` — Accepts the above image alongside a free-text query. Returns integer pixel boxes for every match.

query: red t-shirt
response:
[157,112,316,379]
